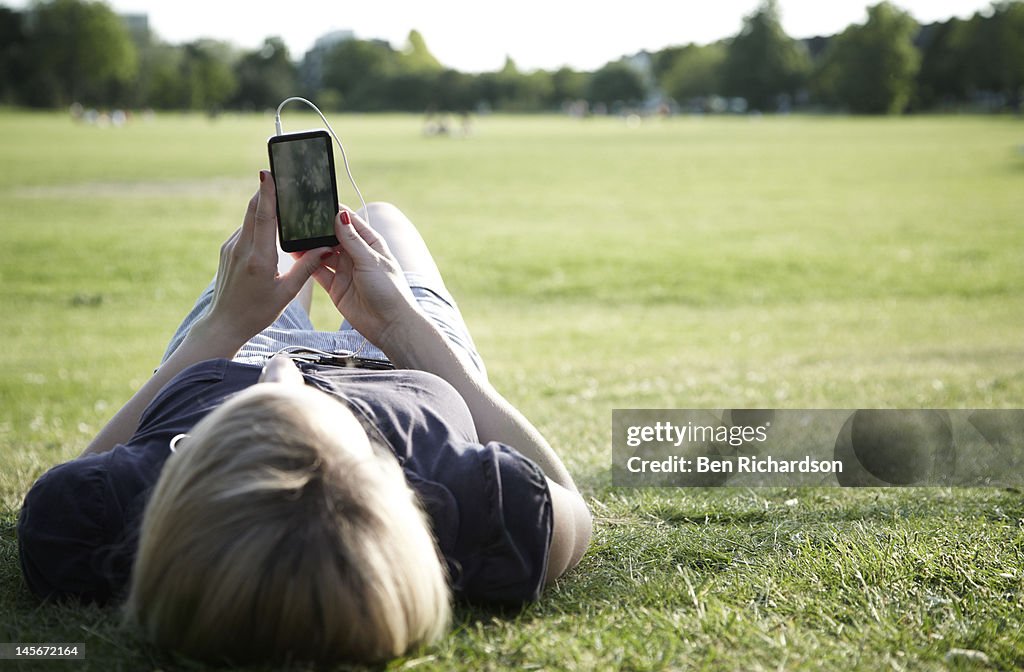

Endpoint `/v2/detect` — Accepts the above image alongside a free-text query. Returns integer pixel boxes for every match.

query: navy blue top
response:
[17,359,552,605]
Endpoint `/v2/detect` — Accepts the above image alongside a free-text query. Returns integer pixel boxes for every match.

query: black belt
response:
[275,346,396,371]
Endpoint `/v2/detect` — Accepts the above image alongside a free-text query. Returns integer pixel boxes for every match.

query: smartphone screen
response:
[267,129,340,252]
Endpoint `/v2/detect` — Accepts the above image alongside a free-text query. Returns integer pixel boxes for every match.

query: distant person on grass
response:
[17,171,592,664]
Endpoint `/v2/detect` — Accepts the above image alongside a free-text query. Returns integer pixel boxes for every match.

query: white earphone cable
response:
[274,96,370,228]
[274,97,372,358]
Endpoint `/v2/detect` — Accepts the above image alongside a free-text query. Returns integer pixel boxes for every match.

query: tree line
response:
[0,0,1021,115]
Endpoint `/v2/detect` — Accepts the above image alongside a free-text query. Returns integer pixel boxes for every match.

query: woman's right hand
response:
[312,208,421,347]
[204,171,331,349]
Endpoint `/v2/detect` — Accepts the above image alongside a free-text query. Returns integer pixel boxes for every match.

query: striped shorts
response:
[161,271,486,377]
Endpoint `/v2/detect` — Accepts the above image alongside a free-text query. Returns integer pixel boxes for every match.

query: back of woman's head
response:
[125,384,450,664]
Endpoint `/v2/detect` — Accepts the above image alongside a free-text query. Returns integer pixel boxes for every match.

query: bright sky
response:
[7,0,998,72]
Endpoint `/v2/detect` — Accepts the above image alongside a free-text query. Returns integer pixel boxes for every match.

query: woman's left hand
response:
[204,170,331,347]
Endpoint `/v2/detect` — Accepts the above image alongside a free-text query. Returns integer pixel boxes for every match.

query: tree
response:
[138,42,188,108]
[658,42,727,102]
[401,29,443,72]
[180,39,237,110]
[914,18,969,109]
[520,69,555,111]
[816,2,920,114]
[232,37,297,110]
[493,56,525,108]
[474,57,552,111]
[0,8,29,104]
[433,68,476,111]
[22,0,137,106]
[550,66,589,105]
[587,61,646,107]
[380,71,437,111]
[720,0,810,111]
[321,38,397,109]
[957,2,1024,109]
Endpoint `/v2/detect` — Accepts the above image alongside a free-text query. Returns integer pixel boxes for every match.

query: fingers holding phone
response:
[205,172,331,343]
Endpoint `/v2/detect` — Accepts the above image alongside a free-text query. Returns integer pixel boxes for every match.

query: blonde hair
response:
[125,384,450,664]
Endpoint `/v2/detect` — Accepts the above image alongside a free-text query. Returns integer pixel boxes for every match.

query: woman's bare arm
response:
[82,317,242,456]
[83,172,328,456]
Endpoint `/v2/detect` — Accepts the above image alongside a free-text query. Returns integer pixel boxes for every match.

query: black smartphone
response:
[267,129,340,252]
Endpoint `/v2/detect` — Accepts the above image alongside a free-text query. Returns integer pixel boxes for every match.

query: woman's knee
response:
[358,202,413,230]
[358,202,442,280]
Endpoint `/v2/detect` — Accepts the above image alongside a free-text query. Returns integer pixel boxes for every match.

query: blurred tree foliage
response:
[914,17,969,108]
[1,0,1021,114]
[18,0,137,107]
[0,7,28,103]
[403,29,444,72]
[232,38,297,111]
[719,0,811,111]
[655,43,728,103]
[814,2,921,114]
[587,61,646,107]
[180,39,237,110]
[957,1,1024,107]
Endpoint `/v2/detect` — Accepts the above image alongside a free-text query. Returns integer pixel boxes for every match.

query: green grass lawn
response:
[1,110,1023,670]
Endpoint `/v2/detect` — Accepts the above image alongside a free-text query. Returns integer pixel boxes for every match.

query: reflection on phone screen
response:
[271,137,335,243]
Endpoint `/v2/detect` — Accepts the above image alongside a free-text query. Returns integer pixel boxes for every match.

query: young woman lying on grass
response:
[17,171,591,664]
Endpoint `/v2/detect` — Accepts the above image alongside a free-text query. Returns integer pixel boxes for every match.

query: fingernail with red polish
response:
[259,171,266,183]
[340,210,351,225]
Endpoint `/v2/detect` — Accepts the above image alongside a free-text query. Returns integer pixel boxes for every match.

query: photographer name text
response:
[626,455,843,474]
